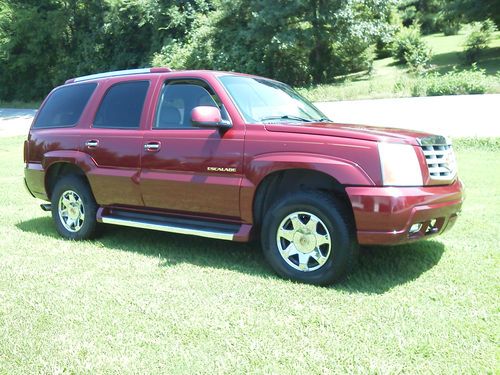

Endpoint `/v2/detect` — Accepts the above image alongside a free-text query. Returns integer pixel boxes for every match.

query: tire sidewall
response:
[262,192,355,285]
[51,176,97,240]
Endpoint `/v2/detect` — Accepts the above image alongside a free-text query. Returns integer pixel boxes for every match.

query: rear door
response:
[79,78,153,207]
[139,78,244,219]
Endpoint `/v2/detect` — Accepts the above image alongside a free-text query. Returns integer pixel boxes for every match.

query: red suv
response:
[24,68,464,285]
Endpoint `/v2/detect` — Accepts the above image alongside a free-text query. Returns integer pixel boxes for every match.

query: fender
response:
[239,152,376,223]
[42,149,143,206]
[245,152,375,187]
[23,151,98,200]
[42,151,99,199]
[42,150,97,173]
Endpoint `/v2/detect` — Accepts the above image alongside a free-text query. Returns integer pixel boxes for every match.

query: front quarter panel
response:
[239,125,382,223]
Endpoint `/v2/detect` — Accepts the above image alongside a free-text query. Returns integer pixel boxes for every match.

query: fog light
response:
[409,223,422,234]
[426,219,438,234]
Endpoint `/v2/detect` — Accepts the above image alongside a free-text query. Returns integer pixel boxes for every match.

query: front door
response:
[140,79,244,220]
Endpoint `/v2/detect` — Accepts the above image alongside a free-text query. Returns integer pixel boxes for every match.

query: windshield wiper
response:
[259,115,314,123]
[315,117,331,122]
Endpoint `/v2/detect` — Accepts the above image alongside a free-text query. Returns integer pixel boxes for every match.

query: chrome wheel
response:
[276,211,332,272]
[58,190,85,233]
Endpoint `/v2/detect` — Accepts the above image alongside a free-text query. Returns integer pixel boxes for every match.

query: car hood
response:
[264,122,435,145]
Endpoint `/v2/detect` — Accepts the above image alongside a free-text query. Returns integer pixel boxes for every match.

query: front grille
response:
[420,143,457,180]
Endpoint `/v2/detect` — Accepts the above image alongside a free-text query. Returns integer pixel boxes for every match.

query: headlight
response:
[378,142,423,186]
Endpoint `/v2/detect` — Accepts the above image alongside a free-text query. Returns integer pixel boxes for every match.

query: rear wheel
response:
[51,176,98,240]
[261,191,357,285]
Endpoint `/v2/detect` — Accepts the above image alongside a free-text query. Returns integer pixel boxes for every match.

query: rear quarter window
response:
[33,83,97,128]
[93,81,149,129]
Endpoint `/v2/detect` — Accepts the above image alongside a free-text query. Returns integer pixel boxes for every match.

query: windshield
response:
[219,75,329,124]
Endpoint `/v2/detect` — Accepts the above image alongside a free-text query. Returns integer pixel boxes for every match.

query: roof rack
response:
[65,67,172,84]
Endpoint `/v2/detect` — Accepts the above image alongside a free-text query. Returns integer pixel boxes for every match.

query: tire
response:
[51,175,98,240]
[261,190,358,285]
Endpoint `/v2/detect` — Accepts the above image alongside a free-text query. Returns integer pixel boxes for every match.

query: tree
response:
[0,0,397,100]
[446,0,500,27]
[0,0,203,100]
[154,0,396,85]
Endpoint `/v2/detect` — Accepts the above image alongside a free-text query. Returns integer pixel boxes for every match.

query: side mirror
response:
[191,106,231,129]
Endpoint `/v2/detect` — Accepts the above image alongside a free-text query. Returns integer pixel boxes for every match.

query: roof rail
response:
[65,67,172,84]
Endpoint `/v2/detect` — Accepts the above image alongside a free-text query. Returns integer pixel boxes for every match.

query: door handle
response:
[144,142,161,152]
[85,139,99,148]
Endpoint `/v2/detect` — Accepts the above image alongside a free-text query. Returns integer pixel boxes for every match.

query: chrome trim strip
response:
[73,68,151,83]
[101,216,235,241]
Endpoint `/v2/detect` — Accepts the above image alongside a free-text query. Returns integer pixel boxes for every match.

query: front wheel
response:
[261,191,358,285]
[51,176,98,240]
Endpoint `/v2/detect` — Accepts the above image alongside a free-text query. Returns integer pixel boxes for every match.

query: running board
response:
[40,203,52,212]
[98,209,244,241]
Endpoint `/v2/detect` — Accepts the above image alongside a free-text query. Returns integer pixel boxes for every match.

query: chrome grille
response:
[419,138,457,181]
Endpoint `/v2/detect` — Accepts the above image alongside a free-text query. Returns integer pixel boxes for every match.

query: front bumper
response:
[346,179,464,245]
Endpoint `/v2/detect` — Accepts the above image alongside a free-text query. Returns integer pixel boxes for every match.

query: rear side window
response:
[94,81,149,128]
[33,83,97,128]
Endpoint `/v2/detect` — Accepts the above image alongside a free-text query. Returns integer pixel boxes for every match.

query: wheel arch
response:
[45,162,91,200]
[42,150,97,200]
[252,168,355,230]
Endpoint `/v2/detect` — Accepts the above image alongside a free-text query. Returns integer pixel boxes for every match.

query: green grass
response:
[299,29,500,101]
[0,136,499,373]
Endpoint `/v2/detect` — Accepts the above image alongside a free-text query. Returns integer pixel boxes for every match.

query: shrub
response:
[453,137,500,151]
[464,19,497,64]
[410,66,495,96]
[404,42,432,72]
[442,20,461,36]
[391,26,432,69]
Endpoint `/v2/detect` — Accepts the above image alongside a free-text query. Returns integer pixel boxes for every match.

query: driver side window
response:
[154,80,225,129]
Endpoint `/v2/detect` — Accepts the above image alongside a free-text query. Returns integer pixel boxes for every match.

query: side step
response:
[97,208,248,242]
[40,203,52,212]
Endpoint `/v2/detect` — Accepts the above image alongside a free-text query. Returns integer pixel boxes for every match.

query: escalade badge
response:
[207,166,237,173]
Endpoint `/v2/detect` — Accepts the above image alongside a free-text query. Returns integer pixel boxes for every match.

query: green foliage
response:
[391,25,432,69]
[0,0,498,101]
[445,0,500,27]
[404,41,432,72]
[464,19,497,64]
[0,0,398,99]
[452,137,500,151]
[410,65,495,96]
[153,0,397,86]
[398,0,500,35]
[0,0,210,101]
[398,0,449,34]
[441,19,461,36]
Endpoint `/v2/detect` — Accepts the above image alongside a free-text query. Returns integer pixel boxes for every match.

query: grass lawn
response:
[0,136,498,373]
[299,29,500,101]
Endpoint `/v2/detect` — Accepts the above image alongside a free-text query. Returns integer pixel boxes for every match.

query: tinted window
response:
[33,83,97,128]
[154,81,224,129]
[94,81,149,128]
